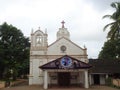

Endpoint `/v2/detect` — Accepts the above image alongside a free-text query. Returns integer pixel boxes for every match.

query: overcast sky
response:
[0,0,119,58]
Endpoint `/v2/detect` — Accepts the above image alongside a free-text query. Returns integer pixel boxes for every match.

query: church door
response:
[93,74,100,85]
[58,72,70,86]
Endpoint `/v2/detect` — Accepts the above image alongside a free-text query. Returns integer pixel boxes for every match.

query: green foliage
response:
[106,78,120,89]
[99,2,120,59]
[103,2,120,40]
[99,39,120,59]
[0,22,30,80]
[105,77,112,86]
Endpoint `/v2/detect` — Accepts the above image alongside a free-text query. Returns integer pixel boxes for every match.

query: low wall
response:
[112,79,120,87]
[0,79,27,88]
[0,81,5,88]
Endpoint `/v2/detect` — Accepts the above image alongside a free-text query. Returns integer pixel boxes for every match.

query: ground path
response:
[1,85,119,90]
[1,80,119,90]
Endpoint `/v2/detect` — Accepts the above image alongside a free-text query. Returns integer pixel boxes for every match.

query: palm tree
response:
[103,2,120,40]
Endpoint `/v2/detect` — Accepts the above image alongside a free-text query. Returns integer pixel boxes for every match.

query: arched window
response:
[36,35,43,46]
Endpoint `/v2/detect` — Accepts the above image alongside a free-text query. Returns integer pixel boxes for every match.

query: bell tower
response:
[57,21,70,40]
[30,27,48,51]
[29,27,48,85]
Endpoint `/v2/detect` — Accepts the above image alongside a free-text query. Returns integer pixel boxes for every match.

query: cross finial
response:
[38,27,40,30]
[61,20,65,28]
[31,28,34,34]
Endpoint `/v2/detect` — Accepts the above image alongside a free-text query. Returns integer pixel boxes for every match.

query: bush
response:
[105,77,112,86]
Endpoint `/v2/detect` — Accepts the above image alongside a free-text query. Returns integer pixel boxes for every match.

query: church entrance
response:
[58,72,70,87]
[93,74,100,85]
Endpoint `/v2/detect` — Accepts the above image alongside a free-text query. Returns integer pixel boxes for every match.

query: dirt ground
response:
[1,80,119,90]
[1,85,119,90]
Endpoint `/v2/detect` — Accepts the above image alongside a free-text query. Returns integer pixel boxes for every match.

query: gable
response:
[33,30,44,36]
[39,55,92,69]
[47,37,86,55]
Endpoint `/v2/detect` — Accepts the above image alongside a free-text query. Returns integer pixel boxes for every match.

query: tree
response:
[98,39,119,59]
[0,22,30,80]
[99,37,120,59]
[99,2,120,59]
[103,2,120,40]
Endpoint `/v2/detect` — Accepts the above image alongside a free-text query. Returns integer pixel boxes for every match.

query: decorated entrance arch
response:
[40,55,92,89]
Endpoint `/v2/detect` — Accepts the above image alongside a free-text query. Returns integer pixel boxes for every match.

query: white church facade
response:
[29,21,92,89]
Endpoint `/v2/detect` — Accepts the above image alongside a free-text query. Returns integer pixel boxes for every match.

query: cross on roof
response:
[38,27,40,30]
[61,20,65,28]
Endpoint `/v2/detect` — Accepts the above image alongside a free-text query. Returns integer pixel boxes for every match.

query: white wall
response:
[47,38,84,55]
[49,72,58,85]
[100,75,105,85]
[79,72,84,85]
[29,59,48,85]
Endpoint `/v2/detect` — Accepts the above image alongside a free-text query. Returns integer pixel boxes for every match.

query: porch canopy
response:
[39,55,92,89]
[39,55,92,70]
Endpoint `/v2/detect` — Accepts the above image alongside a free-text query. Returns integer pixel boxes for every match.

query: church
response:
[29,21,92,89]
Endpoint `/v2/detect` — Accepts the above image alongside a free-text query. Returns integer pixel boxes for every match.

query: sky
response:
[0,0,119,58]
